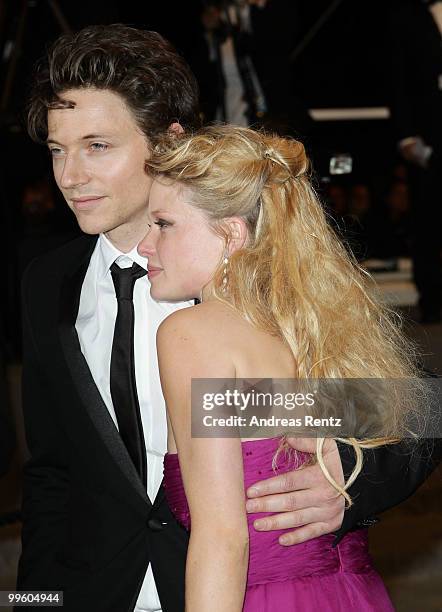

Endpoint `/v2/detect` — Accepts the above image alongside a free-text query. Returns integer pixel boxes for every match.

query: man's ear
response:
[168,122,184,135]
[225,217,249,254]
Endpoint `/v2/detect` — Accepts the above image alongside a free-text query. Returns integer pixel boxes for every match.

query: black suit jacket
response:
[17,234,440,609]
[17,235,188,612]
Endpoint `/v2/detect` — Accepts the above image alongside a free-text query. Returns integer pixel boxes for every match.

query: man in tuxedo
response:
[17,24,439,612]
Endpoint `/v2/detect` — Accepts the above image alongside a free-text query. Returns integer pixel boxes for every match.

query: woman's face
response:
[138,179,225,301]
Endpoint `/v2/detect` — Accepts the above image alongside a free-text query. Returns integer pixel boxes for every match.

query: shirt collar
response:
[98,233,148,280]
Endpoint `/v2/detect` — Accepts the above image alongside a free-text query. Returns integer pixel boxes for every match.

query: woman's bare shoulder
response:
[157,300,242,344]
[157,301,238,378]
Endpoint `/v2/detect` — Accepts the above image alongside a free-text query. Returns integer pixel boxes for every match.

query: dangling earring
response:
[222,250,229,293]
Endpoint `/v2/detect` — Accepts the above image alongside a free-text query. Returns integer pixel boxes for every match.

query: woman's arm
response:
[157,306,249,612]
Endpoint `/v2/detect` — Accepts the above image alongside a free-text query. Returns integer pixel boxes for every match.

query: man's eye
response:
[90,142,108,151]
[48,147,63,157]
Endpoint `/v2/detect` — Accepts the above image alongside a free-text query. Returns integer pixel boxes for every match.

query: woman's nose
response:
[137,226,156,258]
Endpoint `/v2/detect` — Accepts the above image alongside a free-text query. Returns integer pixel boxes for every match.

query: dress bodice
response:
[163,437,374,587]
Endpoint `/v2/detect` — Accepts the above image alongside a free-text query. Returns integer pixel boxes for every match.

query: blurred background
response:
[0,1,441,610]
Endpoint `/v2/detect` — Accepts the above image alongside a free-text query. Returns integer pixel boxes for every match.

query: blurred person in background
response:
[390,0,442,322]
[193,0,311,138]
[199,0,267,125]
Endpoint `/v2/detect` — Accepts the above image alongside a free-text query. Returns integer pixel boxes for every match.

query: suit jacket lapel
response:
[57,235,152,510]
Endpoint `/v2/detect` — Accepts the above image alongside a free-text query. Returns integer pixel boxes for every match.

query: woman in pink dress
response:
[138,125,420,611]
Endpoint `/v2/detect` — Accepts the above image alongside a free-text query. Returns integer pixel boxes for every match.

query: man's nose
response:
[58,154,90,189]
[137,227,156,258]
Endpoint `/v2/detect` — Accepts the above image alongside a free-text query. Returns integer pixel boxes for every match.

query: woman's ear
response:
[225,217,249,254]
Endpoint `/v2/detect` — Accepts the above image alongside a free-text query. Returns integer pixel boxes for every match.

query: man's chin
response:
[75,216,110,236]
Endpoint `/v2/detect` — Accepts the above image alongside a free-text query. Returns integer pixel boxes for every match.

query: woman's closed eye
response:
[154,218,172,229]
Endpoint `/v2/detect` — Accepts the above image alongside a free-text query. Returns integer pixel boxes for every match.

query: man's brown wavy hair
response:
[27,24,200,145]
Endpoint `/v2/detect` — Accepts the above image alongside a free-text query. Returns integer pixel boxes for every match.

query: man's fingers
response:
[251,497,344,532]
[278,523,330,546]
[246,463,322,498]
[285,437,318,454]
[246,488,321,514]
[253,508,323,532]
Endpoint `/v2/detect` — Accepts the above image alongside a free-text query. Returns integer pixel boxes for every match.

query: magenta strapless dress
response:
[163,437,394,611]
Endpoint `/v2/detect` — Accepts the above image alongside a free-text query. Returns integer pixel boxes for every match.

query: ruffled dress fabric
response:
[163,437,394,611]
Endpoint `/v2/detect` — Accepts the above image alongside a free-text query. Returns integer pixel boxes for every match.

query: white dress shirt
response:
[75,233,192,611]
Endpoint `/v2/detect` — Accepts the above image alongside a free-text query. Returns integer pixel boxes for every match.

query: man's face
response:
[47,88,152,251]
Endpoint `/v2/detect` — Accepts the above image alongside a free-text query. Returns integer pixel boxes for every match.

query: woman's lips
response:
[71,196,106,210]
[147,266,163,279]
